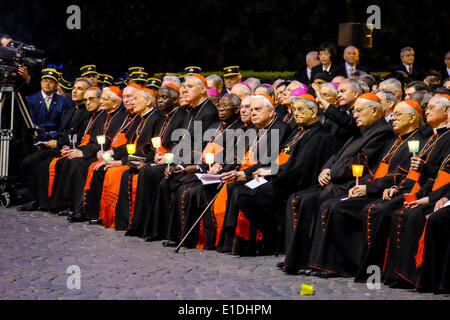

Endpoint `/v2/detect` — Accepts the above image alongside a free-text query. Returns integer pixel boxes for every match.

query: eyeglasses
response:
[217,104,236,110]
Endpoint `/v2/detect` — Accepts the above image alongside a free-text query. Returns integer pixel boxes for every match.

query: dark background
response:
[1,0,449,78]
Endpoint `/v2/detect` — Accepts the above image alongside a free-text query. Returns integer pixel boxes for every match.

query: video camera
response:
[0,40,47,87]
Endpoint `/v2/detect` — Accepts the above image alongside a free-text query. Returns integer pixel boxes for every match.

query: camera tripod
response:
[0,85,36,207]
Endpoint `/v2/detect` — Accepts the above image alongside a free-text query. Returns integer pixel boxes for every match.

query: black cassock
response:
[283,117,395,271]
[306,126,430,277]
[125,99,219,237]
[48,108,129,213]
[21,103,91,209]
[415,204,450,294]
[215,117,293,254]
[235,121,335,256]
[142,119,244,247]
[83,113,143,220]
[355,126,450,282]
[383,157,450,288]
[114,106,187,230]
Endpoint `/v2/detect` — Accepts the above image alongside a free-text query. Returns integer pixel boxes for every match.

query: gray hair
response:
[357,80,370,93]
[346,78,363,95]
[409,90,433,109]
[321,83,338,96]
[245,77,261,92]
[374,89,397,106]
[252,95,274,109]
[296,98,317,110]
[139,89,156,105]
[162,75,181,87]
[222,93,241,108]
[185,75,205,88]
[400,47,414,58]
[86,87,102,98]
[379,78,402,96]
[206,74,223,91]
[431,94,450,109]
[102,87,122,102]
[75,78,94,89]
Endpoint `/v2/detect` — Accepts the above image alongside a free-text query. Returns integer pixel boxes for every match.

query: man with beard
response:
[124,75,219,237]
[17,79,92,211]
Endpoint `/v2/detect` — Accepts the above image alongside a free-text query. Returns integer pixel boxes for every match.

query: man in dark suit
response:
[441,51,450,82]
[293,51,320,85]
[335,46,369,78]
[26,68,73,142]
[395,47,425,81]
[310,43,346,81]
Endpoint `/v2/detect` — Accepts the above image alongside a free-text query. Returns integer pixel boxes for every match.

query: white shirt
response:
[306,68,312,80]
[403,64,413,73]
[322,64,331,73]
[447,68,450,77]
[41,90,54,102]
[345,62,357,76]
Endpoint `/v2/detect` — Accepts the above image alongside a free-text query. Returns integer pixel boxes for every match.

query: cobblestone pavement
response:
[0,207,449,301]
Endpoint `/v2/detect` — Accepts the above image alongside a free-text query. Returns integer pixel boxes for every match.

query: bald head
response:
[343,46,359,67]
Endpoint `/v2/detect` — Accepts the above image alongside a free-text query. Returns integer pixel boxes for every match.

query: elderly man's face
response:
[275,84,286,105]
[157,87,176,111]
[217,96,238,122]
[99,91,116,112]
[122,87,137,112]
[84,90,101,112]
[283,83,300,105]
[320,85,337,106]
[254,87,269,96]
[401,49,415,66]
[72,81,89,103]
[294,100,316,126]
[306,51,320,69]
[183,77,204,104]
[353,99,380,129]
[133,91,153,115]
[344,46,359,66]
[230,84,250,100]
[224,74,242,90]
[41,78,58,95]
[250,98,274,129]
[425,96,448,128]
[391,102,416,135]
[240,97,252,124]
[337,81,359,108]
[375,91,393,117]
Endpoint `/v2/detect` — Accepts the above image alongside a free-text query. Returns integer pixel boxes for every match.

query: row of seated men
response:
[17,68,450,295]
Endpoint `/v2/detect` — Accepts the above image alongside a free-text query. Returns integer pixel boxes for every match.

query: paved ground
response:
[0,207,449,301]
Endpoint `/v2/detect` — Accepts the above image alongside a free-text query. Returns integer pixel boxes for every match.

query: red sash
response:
[406,170,422,194]
[48,156,65,197]
[98,165,129,228]
[129,174,139,221]
[78,134,90,147]
[111,132,128,148]
[202,142,225,159]
[431,170,450,192]
[373,162,389,179]
[276,152,290,166]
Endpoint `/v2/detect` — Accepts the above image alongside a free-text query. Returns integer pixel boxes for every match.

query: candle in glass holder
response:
[205,153,215,171]
[97,135,106,152]
[408,140,419,156]
[126,144,136,155]
[102,153,112,163]
[164,153,174,169]
[352,164,364,186]
[152,137,162,153]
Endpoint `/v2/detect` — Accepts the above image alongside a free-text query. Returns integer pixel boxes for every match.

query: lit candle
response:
[97,135,106,152]
[164,153,174,169]
[408,140,419,157]
[152,137,162,153]
[205,153,215,171]
[126,144,136,155]
[352,164,364,186]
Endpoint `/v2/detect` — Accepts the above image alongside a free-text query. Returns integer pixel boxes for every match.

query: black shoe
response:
[310,270,339,278]
[57,209,71,216]
[298,268,313,276]
[276,262,285,269]
[281,265,300,275]
[88,219,102,225]
[16,201,38,212]
[66,211,75,220]
[68,213,86,223]
[144,235,161,242]
[162,240,178,247]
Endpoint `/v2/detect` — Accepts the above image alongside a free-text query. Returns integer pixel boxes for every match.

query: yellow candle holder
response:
[352,164,364,186]
[300,284,314,296]
[126,144,136,155]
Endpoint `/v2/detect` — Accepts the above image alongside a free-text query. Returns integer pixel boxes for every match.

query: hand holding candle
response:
[352,164,364,186]
[408,140,419,156]
[204,152,215,171]
[164,153,174,169]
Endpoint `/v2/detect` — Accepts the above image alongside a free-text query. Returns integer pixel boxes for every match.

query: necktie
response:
[45,96,51,111]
